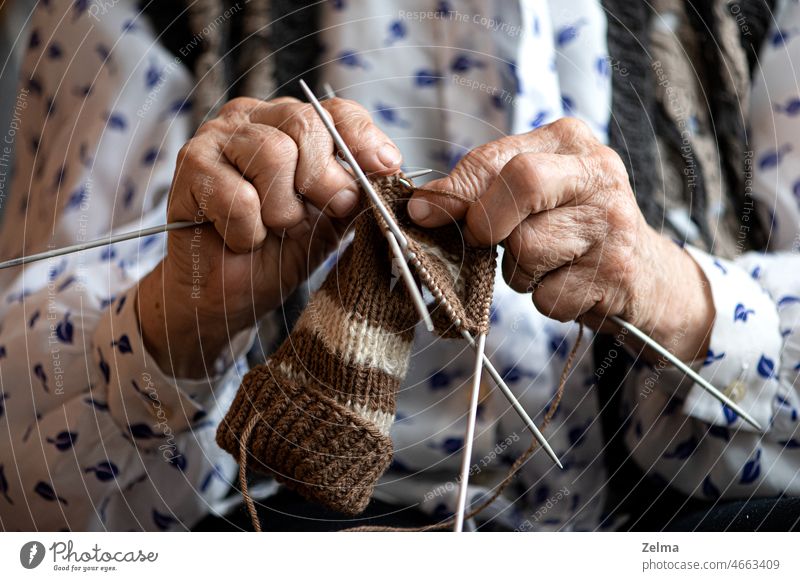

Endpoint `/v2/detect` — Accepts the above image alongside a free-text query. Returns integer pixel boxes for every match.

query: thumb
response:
[407,179,471,227]
[408,132,540,227]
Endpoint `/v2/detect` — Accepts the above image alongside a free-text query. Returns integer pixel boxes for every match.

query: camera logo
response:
[19,541,46,569]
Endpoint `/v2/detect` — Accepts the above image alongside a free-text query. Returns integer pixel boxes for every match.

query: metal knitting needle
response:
[454,332,486,532]
[0,169,433,272]
[610,315,763,431]
[322,82,336,99]
[308,81,565,468]
[460,329,563,469]
[299,79,435,332]
[300,80,410,248]
[339,93,759,439]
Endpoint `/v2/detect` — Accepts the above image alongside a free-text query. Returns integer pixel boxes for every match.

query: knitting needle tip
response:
[454,332,487,532]
[609,315,763,432]
[385,230,435,332]
[460,329,564,469]
[401,168,433,180]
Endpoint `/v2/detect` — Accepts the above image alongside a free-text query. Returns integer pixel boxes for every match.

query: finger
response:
[463,152,597,246]
[501,251,541,295]
[169,140,267,254]
[221,123,307,230]
[321,97,403,172]
[408,117,593,228]
[532,263,603,323]
[253,101,362,217]
[500,206,604,292]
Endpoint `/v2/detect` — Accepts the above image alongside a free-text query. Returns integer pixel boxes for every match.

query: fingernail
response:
[332,187,359,216]
[377,143,402,168]
[408,197,431,222]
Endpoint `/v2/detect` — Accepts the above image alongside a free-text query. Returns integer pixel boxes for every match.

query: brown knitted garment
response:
[216,175,496,515]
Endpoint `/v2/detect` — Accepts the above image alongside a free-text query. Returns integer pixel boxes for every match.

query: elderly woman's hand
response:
[138,96,402,377]
[408,118,714,363]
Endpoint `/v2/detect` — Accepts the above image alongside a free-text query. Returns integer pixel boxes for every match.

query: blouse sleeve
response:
[0,0,254,531]
[623,5,800,500]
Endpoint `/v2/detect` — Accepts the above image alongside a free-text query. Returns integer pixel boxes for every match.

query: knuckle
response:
[245,127,275,154]
[504,152,535,178]
[227,192,259,224]
[596,146,628,183]
[175,140,195,167]
[551,116,590,139]
[287,104,320,134]
[219,96,261,117]
[508,152,549,191]
[509,227,544,269]
[512,154,549,199]
[194,117,224,137]
[283,107,332,149]
[608,199,638,231]
[453,146,497,198]
[269,96,301,106]
[327,97,367,117]
[268,130,299,163]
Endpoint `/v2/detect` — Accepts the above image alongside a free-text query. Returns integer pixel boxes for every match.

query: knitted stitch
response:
[216,175,497,516]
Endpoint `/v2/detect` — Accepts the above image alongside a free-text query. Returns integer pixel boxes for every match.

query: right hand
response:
[137,96,402,377]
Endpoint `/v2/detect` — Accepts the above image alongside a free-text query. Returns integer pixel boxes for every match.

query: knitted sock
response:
[216,175,496,515]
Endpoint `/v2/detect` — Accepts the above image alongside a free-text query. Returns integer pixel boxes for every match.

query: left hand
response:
[408,117,714,363]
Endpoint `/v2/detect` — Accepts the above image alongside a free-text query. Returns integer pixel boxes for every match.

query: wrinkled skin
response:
[408,117,714,363]
[138,97,402,377]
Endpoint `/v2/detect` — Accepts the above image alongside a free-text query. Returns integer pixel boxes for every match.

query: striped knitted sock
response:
[216,175,496,515]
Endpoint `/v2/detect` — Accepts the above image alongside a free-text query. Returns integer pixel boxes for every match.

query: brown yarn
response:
[344,322,585,532]
[238,414,262,532]
[217,174,497,525]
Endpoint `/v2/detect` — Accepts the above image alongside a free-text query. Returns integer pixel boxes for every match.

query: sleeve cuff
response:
[93,284,255,449]
[677,245,783,430]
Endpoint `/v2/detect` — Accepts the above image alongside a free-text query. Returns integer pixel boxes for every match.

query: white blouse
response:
[0,0,797,532]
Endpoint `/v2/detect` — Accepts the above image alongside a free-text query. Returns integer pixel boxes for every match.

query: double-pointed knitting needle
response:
[460,329,563,468]
[299,79,435,333]
[609,315,763,431]
[0,170,433,272]
[304,80,565,468]
[454,332,487,532]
